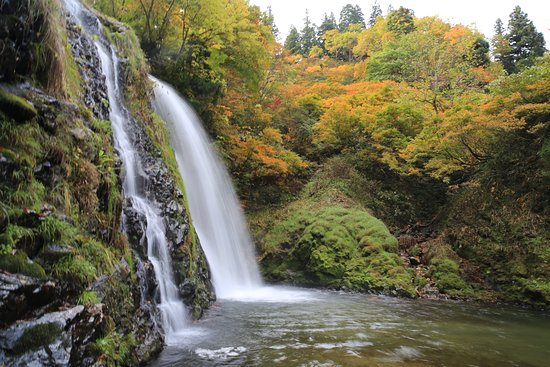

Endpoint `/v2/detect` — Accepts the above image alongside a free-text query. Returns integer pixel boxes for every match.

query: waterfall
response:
[63,0,188,342]
[150,78,262,299]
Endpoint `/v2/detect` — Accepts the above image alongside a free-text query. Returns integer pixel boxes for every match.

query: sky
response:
[249,0,550,45]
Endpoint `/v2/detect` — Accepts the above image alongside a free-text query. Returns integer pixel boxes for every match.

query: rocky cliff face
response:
[0,1,214,365]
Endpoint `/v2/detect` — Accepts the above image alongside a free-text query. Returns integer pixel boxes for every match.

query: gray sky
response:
[249,0,550,44]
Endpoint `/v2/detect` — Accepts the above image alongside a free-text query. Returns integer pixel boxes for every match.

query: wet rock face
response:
[0,0,40,82]
[65,17,109,120]
[0,272,58,327]
[122,103,215,317]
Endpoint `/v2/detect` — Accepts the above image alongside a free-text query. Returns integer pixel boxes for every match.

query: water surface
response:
[150,288,550,366]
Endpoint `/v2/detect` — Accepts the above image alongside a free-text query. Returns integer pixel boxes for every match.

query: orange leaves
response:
[230,132,306,179]
[444,25,470,45]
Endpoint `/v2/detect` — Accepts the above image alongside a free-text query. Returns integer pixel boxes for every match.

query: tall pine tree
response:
[368,1,382,27]
[300,11,319,56]
[285,26,302,55]
[339,4,365,31]
[504,6,545,73]
[492,18,512,70]
[318,13,338,53]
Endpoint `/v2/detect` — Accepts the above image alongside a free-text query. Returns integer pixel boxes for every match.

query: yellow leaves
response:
[262,127,283,144]
[305,65,322,74]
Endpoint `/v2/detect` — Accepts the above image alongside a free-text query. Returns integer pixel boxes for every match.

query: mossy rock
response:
[12,322,62,355]
[0,88,37,122]
[260,205,415,296]
[0,252,47,279]
[521,278,550,305]
[429,258,474,297]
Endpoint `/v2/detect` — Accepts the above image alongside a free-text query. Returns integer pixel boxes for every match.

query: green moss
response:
[0,88,37,122]
[521,278,550,304]
[261,205,415,296]
[0,252,46,279]
[429,258,473,297]
[52,255,97,286]
[12,323,61,354]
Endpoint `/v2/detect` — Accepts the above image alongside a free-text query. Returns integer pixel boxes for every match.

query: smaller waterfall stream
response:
[151,78,262,299]
[63,0,188,342]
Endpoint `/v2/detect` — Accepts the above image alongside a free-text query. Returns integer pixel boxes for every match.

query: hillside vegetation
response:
[87,1,549,306]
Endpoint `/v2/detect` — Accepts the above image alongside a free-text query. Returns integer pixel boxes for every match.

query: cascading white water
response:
[63,0,188,342]
[150,78,262,298]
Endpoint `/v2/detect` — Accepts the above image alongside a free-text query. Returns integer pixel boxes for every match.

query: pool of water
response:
[149,287,550,367]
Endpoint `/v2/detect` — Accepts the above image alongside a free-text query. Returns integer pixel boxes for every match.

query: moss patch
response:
[428,258,474,297]
[0,252,46,279]
[261,206,415,296]
[12,322,62,354]
[0,88,37,122]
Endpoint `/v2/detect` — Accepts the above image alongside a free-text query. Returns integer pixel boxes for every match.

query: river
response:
[150,287,549,367]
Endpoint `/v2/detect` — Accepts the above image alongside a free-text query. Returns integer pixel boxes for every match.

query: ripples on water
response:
[150,287,550,367]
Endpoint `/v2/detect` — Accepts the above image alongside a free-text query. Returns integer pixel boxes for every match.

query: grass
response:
[79,238,116,275]
[0,224,35,247]
[52,255,97,287]
[94,331,137,367]
[38,217,77,244]
[78,290,100,305]
[30,0,81,98]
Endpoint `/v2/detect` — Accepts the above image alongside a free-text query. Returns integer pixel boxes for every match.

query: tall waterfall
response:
[151,78,262,299]
[63,0,188,342]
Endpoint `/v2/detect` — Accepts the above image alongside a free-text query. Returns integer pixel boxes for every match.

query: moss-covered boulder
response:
[260,206,415,296]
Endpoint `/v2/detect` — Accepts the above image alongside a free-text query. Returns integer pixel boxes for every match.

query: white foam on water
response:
[220,286,318,303]
[195,346,247,360]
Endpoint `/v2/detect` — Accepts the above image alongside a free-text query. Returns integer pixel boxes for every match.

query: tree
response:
[339,4,365,31]
[387,7,415,35]
[318,12,338,53]
[368,18,487,114]
[323,28,360,61]
[492,18,510,68]
[262,6,279,39]
[368,1,382,27]
[319,12,338,35]
[285,26,302,55]
[300,11,319,56]
[471,38,490,67]
[499,6,546,74]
